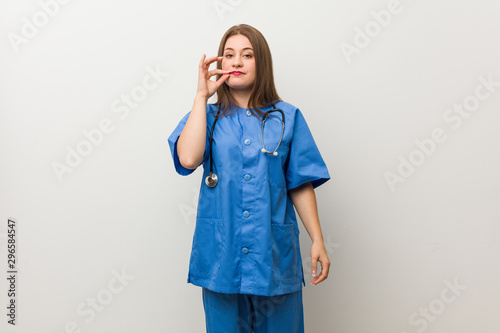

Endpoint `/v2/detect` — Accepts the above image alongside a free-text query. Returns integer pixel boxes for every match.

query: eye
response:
[224,54,232,58]
[244,54,253,58]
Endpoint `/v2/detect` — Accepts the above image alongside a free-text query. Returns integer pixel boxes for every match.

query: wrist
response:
[312,237,325,246]
[195,93,209,102]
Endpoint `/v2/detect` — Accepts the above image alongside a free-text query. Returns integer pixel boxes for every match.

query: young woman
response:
[168,24,331,333]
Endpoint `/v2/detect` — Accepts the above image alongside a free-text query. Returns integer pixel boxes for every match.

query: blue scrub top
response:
[167,101,330,296]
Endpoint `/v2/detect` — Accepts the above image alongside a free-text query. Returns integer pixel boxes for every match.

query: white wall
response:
[1,0,499,332]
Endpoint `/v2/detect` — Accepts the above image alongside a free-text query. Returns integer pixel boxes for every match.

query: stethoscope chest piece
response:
[205,172,218,188]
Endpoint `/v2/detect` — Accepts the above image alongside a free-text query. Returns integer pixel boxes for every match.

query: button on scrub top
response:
[167,101,331,296]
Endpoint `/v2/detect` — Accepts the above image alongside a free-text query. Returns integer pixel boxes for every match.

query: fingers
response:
[311,259,330,285]
[311,257,318,277]
[208,69,231,77]
[200,55,223,70]
[197,54,229,95]
[199,54,207,69]
[213,73,230,90]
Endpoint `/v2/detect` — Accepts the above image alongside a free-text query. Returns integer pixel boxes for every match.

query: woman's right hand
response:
[196,54,231,100]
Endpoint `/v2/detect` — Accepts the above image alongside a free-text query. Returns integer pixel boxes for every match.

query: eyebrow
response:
[224,47,253,51]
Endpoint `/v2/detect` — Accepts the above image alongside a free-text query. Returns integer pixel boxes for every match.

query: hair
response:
[212,24,281,118]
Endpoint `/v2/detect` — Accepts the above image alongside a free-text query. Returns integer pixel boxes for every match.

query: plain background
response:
[1,0,499,332]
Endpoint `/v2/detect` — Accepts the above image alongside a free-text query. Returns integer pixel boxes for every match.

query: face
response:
[221,34,256,93]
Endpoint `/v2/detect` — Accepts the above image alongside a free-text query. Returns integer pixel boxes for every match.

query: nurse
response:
[168,24,331,333]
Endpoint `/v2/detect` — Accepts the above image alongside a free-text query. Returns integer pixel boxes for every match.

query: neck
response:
[230,88,252,109]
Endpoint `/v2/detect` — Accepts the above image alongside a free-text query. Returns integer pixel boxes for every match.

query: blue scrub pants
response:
[202,287,304,333]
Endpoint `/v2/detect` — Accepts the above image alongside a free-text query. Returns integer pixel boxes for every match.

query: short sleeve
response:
[167,110,210,176]
[285,108,331,191]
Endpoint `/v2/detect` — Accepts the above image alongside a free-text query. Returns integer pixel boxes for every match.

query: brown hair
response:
[213,24,281,118]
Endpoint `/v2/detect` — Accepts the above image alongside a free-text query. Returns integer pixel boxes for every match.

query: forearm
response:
[288,182,325,245]
[177,95,209,169]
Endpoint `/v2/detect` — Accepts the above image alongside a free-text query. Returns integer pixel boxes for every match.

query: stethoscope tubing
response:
[205,104,284,188]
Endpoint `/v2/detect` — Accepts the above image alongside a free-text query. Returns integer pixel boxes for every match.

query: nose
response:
[231,54,243,68]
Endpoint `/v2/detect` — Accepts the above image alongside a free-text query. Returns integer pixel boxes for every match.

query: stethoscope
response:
[205,104,285,188]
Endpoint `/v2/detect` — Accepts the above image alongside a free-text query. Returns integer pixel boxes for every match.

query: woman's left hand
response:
[310,241,331,285]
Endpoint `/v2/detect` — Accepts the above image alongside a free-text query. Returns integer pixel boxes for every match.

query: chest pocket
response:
[266,143,289,188]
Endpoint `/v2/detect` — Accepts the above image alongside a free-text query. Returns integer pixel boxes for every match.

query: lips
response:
[231,71,244,75]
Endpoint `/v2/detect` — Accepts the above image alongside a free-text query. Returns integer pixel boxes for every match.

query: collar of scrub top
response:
[205,103,285,188]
